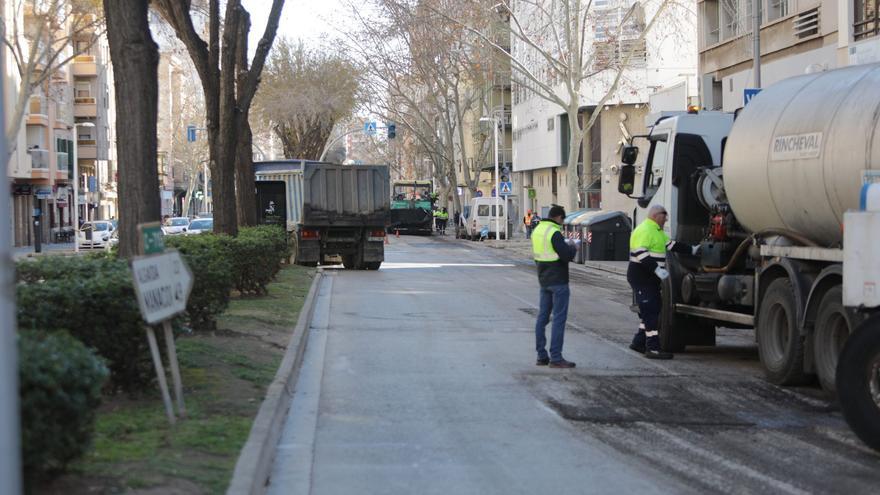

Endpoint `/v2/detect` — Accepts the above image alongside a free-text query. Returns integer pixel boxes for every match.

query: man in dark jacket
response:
[532,205,578,368]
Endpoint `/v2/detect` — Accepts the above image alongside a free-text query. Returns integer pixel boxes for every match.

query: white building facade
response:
[510,0,699,224]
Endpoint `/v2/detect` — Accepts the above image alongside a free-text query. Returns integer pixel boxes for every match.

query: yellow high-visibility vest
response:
[531,220,561,262]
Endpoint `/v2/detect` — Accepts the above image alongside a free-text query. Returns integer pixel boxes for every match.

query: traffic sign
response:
[744,88,762,106]
[499,181,512,196]
[138,222,165,255]
[186,125,197,142]
[131,250,193,325]
[364,121,377,135]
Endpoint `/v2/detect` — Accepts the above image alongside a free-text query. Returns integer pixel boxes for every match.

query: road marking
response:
[381,262,515,269]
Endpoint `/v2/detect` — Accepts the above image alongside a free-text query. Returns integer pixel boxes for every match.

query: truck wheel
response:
[836,314,880,452]
[342,255,356,269]
[814,286,851,395]
[757,277,809,385]
[365,262,381,270]
[659,277,687,353]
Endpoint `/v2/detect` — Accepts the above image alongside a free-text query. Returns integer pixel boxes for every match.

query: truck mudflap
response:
[836,312,880,452]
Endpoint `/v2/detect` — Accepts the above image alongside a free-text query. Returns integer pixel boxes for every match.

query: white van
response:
[462,197,508,240]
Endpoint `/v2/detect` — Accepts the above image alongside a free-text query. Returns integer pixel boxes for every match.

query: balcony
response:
[27,97,49,127]
[74,97,97,118]
[72,55,98,77]
[77,140,97,160]
[27,149,49,169]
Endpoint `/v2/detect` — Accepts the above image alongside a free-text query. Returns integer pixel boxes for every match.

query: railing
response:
[855,0,880,41]
[28,149,49,169]
[74,54,96,63]
[75,96,96,104]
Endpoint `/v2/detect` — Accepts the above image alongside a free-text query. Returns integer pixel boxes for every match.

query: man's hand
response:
[692,244,702,256]
[654,267,670,280]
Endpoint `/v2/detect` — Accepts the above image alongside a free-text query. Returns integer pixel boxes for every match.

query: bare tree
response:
[103,0,160,258]
[449,0,683,210]
[346,0,496,216]
[152,0,285,235]
[2,0,104,159]
[253,38,360,160]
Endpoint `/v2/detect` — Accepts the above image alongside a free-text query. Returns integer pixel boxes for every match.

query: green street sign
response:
[138,222,165,255]
[528,188,536,199]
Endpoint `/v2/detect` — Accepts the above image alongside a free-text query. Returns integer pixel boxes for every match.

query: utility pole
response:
[1,53,24,495]
[753,0,762,88]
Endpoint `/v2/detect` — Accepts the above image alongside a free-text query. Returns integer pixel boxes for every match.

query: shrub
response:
[19,331,108,477]
[16,256,154,392]
[165,234,235,331]
[227,226,290,295]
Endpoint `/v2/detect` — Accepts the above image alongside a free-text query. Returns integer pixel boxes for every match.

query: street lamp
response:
[479,115,501,241]
[72,121,95,253]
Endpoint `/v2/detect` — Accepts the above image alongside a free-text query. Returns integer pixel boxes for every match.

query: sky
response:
[243,0,350,52]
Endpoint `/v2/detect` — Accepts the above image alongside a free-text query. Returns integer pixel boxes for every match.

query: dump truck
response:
[615,63,880,450]
[388,180,434,234]
[255,160,390,270]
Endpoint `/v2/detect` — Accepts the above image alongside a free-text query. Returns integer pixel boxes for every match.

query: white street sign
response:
[132,250,193,324]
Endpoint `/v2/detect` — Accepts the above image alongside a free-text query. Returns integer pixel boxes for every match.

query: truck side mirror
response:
[621,145,639,165]
[618,165,636,195]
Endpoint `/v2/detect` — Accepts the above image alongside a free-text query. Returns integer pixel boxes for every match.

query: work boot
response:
[629,343,646,353]
[536,357,550,366]
[645,349,673,360]
[549,359,576,369]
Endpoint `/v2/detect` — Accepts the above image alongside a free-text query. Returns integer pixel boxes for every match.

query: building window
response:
[855,0,879,41]
[703,0,720,46]
[766,0,789,22]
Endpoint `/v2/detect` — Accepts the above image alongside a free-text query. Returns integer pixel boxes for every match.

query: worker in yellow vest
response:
[627,204,700,359]
[531,205,579,368]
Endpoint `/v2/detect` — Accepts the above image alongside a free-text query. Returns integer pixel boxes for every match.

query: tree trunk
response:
[235,119,256,226]
[104,0,160,258]
[565,105,582,212]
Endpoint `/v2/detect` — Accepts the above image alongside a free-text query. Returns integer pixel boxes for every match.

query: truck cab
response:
[621,111,733,243]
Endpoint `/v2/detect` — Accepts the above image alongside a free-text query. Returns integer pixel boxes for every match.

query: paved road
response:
[267,235,880,494]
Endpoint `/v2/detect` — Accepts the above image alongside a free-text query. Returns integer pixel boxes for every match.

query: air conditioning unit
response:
[793,8,820,39]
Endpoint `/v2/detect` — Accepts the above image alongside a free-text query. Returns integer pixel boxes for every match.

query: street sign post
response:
[499,181,512,196]
[132,225,192,424]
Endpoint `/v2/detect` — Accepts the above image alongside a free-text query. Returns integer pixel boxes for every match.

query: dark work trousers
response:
[629,278,662,351]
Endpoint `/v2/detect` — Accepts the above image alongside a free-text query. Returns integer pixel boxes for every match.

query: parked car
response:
[186,218,213,235]
[197,211,213,219]
[162,217,190,235]
[78,220,116,250]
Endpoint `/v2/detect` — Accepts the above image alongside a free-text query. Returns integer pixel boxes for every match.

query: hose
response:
[700,228,819,273]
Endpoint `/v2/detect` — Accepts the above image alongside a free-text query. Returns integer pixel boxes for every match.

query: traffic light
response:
[500,166,510,182]
[387,123,396,139]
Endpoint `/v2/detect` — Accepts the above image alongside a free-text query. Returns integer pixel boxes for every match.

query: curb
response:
[579,261,628,277]
[226,268,324,495]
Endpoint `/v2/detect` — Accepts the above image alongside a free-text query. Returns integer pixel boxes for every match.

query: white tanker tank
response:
[722,63,880,247]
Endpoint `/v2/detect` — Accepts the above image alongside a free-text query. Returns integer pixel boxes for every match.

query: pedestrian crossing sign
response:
[499,181,512,196]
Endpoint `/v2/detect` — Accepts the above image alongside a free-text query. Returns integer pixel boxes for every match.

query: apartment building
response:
[73,30,116,223]
[4,3,115,248]
[509,0,698,223]
[699,0,880,110]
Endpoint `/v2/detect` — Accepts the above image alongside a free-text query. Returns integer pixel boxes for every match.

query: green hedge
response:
[227,226,290,295]
[16,256,155,393]
[165,234,235,331]
[19,331,108,477]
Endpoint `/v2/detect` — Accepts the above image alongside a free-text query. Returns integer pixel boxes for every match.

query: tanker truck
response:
[616,63,880,449]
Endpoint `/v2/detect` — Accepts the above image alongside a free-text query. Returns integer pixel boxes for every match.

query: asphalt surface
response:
[267,234,880,494]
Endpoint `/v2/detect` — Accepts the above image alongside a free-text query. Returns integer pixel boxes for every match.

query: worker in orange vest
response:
[524,209,534,238]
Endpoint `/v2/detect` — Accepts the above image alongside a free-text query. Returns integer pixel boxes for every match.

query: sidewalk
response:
[12,242,76,261]
[460,235,629,277]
